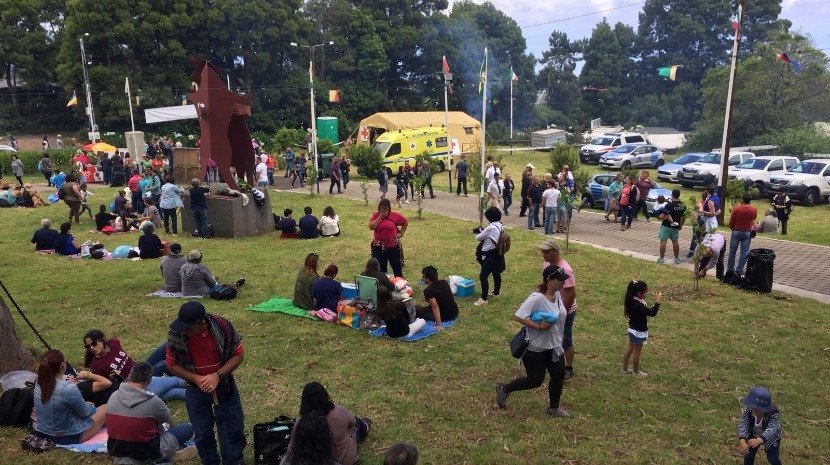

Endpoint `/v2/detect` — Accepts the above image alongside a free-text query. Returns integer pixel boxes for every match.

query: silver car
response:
[0,144,17,152]
[657,153,706,183]
[599,144,665,170]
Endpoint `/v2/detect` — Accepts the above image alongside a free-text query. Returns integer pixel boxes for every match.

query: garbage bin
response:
[744,248,775,293]
[317,153,335,178]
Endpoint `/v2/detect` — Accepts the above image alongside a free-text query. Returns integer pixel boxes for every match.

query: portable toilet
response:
[316,117,339,144]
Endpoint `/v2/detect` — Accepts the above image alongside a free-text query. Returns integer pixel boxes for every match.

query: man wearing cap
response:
[166,302,245,465]
[455,154,468,196]
[160,243,187,293]
[738,386,782,465]
[179,249,245,297]
[486,172,504,211]
[539,238,578,379]
[519,164,533,216]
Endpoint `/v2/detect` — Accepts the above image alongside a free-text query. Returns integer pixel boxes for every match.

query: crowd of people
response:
[277,205,340,239]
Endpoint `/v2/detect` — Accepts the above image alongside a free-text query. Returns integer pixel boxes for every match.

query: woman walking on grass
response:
[621,280,662,377]
[496,265,571,417]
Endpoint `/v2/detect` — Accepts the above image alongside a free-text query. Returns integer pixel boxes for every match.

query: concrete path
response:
[285,175,829,303]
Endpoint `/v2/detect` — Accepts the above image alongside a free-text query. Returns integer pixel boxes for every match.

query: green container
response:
[316,116,339,143]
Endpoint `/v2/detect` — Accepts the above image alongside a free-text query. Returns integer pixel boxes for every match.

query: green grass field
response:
[1,176,829,464]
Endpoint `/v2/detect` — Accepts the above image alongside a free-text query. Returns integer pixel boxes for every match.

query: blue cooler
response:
[342,283,358,300]
[456,279,475,298]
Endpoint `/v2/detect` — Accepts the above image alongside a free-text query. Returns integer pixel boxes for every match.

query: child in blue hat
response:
[738,386,782,465]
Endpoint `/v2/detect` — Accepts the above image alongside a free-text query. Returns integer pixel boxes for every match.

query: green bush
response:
[270,127,307,155]
[0,150,76,175]
[549,144,590,197]
[349,144,383,178]
[749,126,830,156]
[101,133,127,148]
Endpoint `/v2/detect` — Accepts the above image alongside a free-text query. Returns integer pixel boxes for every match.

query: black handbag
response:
[509,326,529,359]
[253,415,295,465]
[21,431,54,453]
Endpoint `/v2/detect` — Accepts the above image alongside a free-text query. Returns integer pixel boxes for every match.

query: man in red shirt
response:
[727,194,758,277]
[127,169,143,213]
[166,302,245,465]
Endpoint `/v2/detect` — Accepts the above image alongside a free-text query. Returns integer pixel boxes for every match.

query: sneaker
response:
[632,371,648,378]
[172,445,198,462]
[686,251,694,258]
[504,211,509,216]
[674,258,682,264]
[621,367,631,374]
[496,383,508,409]
[235,278,246,287]
[656,258,665,264]
[473,298,488,306]
[489,291,499,297]
[361,417,372,437]
[547,407,571,417]
[404,200,410,204]
[563,369,573,380]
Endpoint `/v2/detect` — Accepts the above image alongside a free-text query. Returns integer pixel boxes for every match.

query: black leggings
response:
[479,255,503,301]
[505,349,566,409]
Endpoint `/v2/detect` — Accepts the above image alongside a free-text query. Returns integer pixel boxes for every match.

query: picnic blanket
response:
[369,319,456,341]
[55,428,109,453]
[147,290,204,298]
[245,297,315,319]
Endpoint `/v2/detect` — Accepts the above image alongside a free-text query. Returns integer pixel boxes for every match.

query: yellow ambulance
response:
[370,127,458,172]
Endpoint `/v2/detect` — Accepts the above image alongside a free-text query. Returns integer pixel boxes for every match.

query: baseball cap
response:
[170,301,206,331]
[188,250,202,261]
[170,243,182,254]
[542,265,569,282]
[526,163,535,169]
[538,238,561,251]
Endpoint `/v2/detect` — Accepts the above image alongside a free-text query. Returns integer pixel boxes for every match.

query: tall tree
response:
[579,19,635,126]
[537,31,582,127]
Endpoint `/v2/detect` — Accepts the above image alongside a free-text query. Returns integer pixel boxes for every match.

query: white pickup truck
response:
[765,159,830,207]
[728,155,800,194]
[679,151,755,188]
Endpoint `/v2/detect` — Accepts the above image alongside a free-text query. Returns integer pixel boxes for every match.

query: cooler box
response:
[456,279,475,298]
[342,283,358,300]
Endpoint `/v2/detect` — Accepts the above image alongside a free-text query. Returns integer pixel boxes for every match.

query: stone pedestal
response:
[181,188,274,238]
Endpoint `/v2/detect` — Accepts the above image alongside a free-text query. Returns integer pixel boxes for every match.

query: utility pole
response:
[79,34,98,143]
[718,0,744,225]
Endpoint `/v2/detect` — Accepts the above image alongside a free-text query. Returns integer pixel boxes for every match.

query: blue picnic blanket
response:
[369,319,456,341]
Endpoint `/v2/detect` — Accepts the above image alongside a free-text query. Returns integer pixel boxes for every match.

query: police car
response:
[598,144,665,170]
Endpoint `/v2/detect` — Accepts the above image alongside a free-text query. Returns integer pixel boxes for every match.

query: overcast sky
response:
[450,0,830,65]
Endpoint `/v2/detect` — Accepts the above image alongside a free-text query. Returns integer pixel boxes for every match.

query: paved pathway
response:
[285,175,829,303]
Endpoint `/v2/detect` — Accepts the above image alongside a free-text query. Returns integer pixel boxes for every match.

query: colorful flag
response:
[510,67,519,82]
[442,55,454,94]
[732,4,743,35]
[329,90,340,102]
[777,52,802,74]
[658,65,683,81]
[135,96,143,106]
[309,60,314,88]
[478,52,487,96]
[66,90,78,107]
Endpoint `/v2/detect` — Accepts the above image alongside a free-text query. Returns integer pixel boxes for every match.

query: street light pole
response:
[291,40,334,194]
[79,34,98,143]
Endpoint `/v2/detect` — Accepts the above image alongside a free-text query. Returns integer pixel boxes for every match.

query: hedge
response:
[0,150,77,176]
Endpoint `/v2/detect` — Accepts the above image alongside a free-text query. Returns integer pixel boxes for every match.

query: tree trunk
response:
[0,296,35,374]
[5,63,20,115]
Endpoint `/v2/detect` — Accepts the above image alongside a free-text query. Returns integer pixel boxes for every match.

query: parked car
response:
[0,144,17,152]
[765,159,830,207]
[579,132,647,164]
[728,155,800,194]
[582,173,672,214]
[679,151,754,188]
[656,152,706,182]
[598,144,665,170]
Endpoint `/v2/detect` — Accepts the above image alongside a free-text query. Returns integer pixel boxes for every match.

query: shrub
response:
[0,150,76,175]
[350,145,383,178]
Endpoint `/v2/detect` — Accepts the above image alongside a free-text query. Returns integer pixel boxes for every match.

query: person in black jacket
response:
[31,218,59,251]
[621,280,662,377]
[99,153,112,185]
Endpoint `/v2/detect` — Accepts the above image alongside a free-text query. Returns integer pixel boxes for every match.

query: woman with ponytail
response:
[34,349,107,445]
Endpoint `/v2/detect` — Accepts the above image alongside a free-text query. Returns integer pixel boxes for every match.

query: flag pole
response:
[718,0,743,226]
[479,47,487,227]
[444,66,452,193]
[510,68,514,157]
[125,77,135,133]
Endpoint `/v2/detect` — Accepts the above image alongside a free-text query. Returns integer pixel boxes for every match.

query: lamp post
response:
[79,33,98,143]
[291,40,334,194]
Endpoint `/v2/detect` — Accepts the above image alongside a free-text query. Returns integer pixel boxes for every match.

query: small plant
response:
[412,176,425,219]
[360,181,370,207]
[307,167,319,196]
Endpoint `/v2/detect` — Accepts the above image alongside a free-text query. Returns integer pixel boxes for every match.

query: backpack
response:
[0,383,35,427]
[209,284,237,300]
[489,227,511,255]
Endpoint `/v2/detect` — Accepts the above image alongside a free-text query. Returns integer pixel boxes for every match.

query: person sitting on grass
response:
[293,253,319,310]
[281,411,339,465]
[376,286,426,339]
[298,206,320,239]
[160,243,187,293]
[361,258,395,295]
[31,218,59,252]
[310,264,341,312]
[95,204,118,231]
[55,222,84,255]
[279,208,298,239]
[757,209,779,235]
[284,382,371,465]
[138,223,165,259]
[320,206,340,237]
[179,249,245,297]
[106,362,197,464]
[415,265,459,331]
[20,183,49,208]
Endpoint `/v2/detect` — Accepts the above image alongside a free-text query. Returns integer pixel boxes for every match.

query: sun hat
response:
[170,301,206,331]
[526,163,535,169]
[742,387,776,412]
[542,264,569,282]
[538,238,561,251]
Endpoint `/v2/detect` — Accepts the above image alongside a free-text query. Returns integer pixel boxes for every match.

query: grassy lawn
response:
[1,179,829,464]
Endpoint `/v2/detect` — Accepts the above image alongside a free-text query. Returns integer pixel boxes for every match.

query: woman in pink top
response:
[368,199,408,277]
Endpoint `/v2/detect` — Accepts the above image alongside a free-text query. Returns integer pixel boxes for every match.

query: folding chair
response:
[355,275,379,307]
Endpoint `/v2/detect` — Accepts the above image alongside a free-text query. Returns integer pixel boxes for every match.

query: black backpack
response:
[0,383,35,427]
[209,284,237,300]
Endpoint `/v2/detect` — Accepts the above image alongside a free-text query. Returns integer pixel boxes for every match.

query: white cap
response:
[526,163,535,169]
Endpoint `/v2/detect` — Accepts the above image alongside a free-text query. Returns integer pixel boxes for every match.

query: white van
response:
[579,132,647,164]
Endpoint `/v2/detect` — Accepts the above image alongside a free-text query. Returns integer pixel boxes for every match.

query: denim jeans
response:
[169,423,194,447]
[503,193,512,213]
[371,244,403,278]
[620,204,633,226]
[267,168,274,185]
[185,379,246,465]
[191,207,209,238]
[162,208,178,234]
[147,376,186,401]
[146,343,170,377]
[527,203,541,228]
[544,206,557,234]
[103,169,112,185]
[743,440,781,465]
[727,230,752,275]
[329,177,341,194]
[479,255,503,301]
